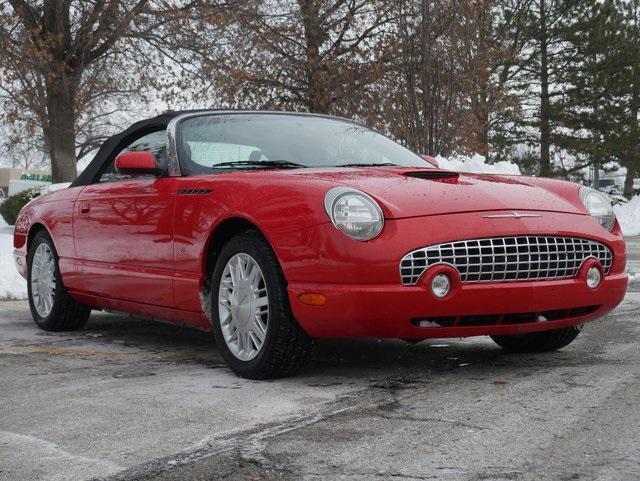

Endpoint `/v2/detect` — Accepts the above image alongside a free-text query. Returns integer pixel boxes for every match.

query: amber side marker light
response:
[298,293,327,306]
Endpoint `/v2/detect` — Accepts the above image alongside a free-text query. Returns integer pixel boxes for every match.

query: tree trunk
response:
[421,0,433,155]
[300,1,330,114]
[399,1,422,153]
[538,0,552,177]
[624,165,635,198]
[592,161,600,189]
[45,76,78,182]
[628,57,639,198]
[474,72,490,158]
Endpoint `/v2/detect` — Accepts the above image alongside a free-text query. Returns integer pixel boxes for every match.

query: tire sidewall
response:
[210,233,288,377]
[27,232,65,329]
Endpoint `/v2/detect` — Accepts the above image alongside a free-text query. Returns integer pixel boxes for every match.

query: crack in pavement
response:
[94,379,411,481]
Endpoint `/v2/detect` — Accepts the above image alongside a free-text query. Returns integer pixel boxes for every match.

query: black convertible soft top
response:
[71,109,206,187]
[71,109,362,187]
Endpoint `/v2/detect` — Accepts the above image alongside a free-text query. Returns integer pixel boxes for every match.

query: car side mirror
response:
[420,154,439,168]
[115,151,165,177]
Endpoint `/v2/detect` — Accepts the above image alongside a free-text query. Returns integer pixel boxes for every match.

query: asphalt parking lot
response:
[1,239,639,481]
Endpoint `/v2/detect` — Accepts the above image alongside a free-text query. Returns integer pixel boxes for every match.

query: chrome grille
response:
[400,236,613,286]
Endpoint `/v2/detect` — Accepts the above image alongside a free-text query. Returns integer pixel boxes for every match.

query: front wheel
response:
[27,231,91,331]
[491,326,582,353]
[210,231,312,379]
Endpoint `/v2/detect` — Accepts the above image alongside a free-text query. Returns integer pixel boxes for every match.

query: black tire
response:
[27,231,91,331]
[491,326,582,353]
[210,230,313,379]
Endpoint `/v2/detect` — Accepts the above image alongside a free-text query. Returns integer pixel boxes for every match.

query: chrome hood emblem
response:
[483,211,542,219]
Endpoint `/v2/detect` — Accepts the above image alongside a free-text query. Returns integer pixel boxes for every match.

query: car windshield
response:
[176,114,431,175]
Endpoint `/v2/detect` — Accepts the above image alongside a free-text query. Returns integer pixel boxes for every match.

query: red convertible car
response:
[13,110,628,378]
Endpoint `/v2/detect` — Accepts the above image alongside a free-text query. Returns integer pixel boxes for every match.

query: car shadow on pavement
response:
[66,310,612,384]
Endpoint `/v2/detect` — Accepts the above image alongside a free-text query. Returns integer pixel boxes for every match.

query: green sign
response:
[20,173,52,182]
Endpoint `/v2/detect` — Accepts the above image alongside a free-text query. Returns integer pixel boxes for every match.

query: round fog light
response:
[586,266,602,289]
[431,274,451,298]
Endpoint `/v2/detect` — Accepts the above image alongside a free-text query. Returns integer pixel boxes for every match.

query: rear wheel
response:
[27,231,91,331]
[210,230,312,379]
[491,326,582,353]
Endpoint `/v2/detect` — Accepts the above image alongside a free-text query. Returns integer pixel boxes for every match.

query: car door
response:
[72,130,177,307]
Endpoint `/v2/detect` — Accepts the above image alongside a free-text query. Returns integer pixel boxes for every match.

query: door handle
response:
[79,203,90,214]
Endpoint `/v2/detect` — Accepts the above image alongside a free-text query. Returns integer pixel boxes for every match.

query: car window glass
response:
[177,114,430,175]
[99,130,167,183]
[187,141,267,165]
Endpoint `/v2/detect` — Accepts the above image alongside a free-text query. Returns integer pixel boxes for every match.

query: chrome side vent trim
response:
[177,188,213,195]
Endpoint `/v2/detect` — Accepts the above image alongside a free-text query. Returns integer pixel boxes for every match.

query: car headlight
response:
[324,187,384,241]
[579,186,616,231]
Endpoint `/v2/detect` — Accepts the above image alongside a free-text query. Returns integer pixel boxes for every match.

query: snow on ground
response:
[614,195,640,237]
[435,153,521,175]
[0,216,27,300]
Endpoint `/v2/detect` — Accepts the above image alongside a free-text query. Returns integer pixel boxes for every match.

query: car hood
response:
[290,167,584,219]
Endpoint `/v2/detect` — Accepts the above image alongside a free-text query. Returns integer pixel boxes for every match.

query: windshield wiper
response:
[336,162,398,167]
[213,160,305,169]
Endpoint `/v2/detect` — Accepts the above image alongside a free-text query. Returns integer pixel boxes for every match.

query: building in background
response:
[0,168,51,196]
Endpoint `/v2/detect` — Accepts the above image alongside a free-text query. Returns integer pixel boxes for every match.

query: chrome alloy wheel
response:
[31,243,56,318]
[218,253,269,361]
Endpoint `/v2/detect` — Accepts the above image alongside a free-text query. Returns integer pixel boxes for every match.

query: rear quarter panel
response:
[14,187,83,278]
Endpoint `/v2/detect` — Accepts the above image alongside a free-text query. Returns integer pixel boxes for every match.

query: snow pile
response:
[0,216,27,300]
[435,153,521,175]
[613,195,640,237]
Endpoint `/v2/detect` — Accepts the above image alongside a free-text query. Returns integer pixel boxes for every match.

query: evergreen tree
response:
[511,0,579,177]
[618,0,640,197]
[555,0,638,192]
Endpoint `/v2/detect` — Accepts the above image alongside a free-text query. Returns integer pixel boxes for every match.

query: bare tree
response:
[380,0,457,155]
[466,0,530,158]
[0,120,48,170]
[199,0,391,119]
[0,1,232,182]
